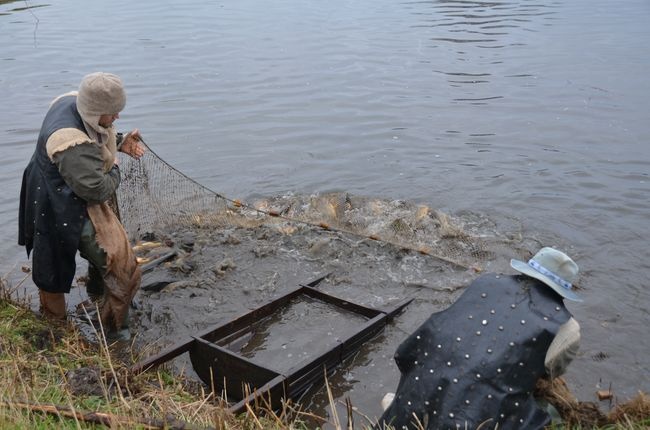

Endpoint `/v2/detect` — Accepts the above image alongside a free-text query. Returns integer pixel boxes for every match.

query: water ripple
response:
[0,0,649,412]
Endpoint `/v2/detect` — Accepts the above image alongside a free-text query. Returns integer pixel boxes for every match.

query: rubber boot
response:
[78,219,107,302]
[86,263,105,302]
[38,290,66,320]
[75,263,104,319]
[102,276,132,341]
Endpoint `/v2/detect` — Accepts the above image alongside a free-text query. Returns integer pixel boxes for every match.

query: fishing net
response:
[116,142,527,271]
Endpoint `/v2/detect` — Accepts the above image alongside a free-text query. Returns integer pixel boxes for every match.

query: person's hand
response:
[120,129,146,159]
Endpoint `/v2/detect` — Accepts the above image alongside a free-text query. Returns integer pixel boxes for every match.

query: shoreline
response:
[1,278,648,429]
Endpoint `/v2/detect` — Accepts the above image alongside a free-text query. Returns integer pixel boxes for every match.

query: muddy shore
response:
[126,195,582,420]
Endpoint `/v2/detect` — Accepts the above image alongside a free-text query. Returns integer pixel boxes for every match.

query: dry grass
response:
[536,376,650,430]
[0,275,319,429]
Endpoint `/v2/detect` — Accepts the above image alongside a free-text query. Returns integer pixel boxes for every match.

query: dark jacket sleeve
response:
[53,143,121,204]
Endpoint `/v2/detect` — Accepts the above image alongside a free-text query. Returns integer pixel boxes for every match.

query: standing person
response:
[378,247,582,430]
[18,72,144,335]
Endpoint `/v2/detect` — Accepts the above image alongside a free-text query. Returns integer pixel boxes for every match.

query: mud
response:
[23,327,61,352]
[66,366,105,397]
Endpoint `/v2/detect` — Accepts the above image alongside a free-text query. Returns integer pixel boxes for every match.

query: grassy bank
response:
[1,276,648,429]
[0,277,313,429]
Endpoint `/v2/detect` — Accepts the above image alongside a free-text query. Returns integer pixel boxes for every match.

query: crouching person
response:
[18,72,144,336]
[377,247,582,430]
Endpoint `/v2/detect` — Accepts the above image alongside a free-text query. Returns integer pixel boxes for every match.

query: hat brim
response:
[510,259,583,302]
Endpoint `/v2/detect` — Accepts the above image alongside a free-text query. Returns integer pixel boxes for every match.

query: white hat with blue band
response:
[510,247,582,302]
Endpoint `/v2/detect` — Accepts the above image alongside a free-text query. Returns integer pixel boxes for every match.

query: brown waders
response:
[38,290,67,320]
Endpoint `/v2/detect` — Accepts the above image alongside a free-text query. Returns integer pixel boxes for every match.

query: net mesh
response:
[116,142,526,270]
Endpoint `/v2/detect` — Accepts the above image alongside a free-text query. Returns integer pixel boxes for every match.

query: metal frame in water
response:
[131,276,412,413]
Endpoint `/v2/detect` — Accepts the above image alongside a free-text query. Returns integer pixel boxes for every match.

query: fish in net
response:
[116,141,530,272]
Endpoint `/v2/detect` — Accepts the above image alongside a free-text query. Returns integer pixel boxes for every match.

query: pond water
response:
[1,0,649,420]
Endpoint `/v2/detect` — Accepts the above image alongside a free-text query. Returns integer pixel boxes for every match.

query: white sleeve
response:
[381,393,395,411]
[545,317,581,378]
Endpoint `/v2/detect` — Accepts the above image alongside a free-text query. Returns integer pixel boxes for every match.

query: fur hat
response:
[76,72,126,118]
[510,247,582,302]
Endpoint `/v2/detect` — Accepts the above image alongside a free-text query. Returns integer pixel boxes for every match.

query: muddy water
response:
[130,207,483,417]
[1,0,649,423]
[226,296,369,371]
